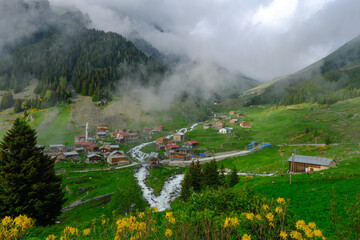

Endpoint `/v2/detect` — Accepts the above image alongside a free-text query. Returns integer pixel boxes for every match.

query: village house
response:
[165,144,180,157]
[72,147,85,154]
[128,132,139,141]
[153,126,164,132]
[148,152,161,169]
[97,126,108,132]
[213,121,225,130]
[156,137,169,150]
[114,137,125,144]
[99,147,108,153]
[107,150,130,165]
[143,128,153,134]
[87,137,96,143]
[203,123,213,129]
[237,113,246,117]
[183,140,199,148]
[229,119,238,124]
[56,152,80,162]
[49,144,66,153]
[110,145,119,151]
[86,153,102,164]
[171,147,194,161]
[240,121,251,128]
[219,128,231,134]
[96,131,107,139]
[173,133,185,142]
[229,111,235,115]
[288,155,337,173]
[116,128,126,133]
[90,144,99,152]
[116,132,129,139]
[110,132,120,137]
[75,142,99,152]
[75,134,86,142]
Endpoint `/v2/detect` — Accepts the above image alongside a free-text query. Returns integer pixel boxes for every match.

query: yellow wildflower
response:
[152,206,158,212]
[166,212,173,218]
[262,204,270,211]
[137,212,145,219]
[102,219,106,225]
[223,217,239,228]
[303,226,313,238]
[83,228,91,236]
[280,231,288,239]
[308,222,316,229]
[275,207,283,214]
[314,229,322,237]
[290,230,303,240]
[322,237,326,240]
[165,228,173,237]
[151,227,157,232]
[269,222,275,228]
[130,236,136,240]
[168,217,176,224]
[245,213,254,221]
[1,216,12,226]
[46,235,57,240]
[266,212,274,222]
[255,214,262,220]
[277,198,286,204]
[9,228,19,237]
[296,220,306,230]
[242,233,251,240]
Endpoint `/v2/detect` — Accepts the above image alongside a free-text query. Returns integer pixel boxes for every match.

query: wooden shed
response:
[288,155,337,172]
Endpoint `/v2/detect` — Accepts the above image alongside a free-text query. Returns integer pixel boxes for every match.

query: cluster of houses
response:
[155,134,199,161]
[203,111,251,134]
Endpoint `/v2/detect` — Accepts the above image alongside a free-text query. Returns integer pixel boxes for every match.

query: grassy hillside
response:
[247,34,360,105]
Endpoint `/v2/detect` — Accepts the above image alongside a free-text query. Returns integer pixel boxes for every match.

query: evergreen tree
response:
[202,159,219,188]
[13,99,22,113]
[0,91,14,110]
[180,160,202,200]
[0,119,65,225]
[227,166,239,187]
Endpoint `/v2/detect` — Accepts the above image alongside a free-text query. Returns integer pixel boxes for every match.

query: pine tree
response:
[202,159,219,188]
[0,119,65,225]
[13,99,22,113]
[227,166,239,187]
[180,160,203,200]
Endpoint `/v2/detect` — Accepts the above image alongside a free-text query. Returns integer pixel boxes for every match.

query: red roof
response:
[166,144,180,149]
[117,132,129,136]
[188,141,199,144]
[75,142,91,146]
[116,128,125,131]
[76,134,86,138]
[91,144,99,148]
[97,126,108,129]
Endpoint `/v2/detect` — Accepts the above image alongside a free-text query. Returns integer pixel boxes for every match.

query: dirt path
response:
[36,109,59,131]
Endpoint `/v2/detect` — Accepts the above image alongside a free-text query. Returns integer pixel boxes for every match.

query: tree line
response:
[180,160,239,200]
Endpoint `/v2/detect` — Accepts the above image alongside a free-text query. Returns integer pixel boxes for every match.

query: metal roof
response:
[177,147,193,151]
[287,155,334,166]
[63,152,78,156]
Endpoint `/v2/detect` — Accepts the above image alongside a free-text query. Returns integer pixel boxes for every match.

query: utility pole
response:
[290,153,294,184]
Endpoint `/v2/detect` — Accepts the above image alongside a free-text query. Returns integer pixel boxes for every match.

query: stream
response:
[129,123,199,211]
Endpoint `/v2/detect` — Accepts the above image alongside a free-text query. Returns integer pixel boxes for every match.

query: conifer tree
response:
[180,160,203,200]
[202,159,219,188]
[227,166,239,187]
[13,99,22,113]
[0,119,65,225]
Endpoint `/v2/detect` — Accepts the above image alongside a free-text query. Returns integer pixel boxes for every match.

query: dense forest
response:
[0,0,166,109]
[0,28,166,107]
[247,35,360,106]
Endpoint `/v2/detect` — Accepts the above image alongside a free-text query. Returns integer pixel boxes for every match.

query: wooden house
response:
[107,150,129,165]
[183,140,199,148]
[173,133,185,142]
[99,147,108,153]
[171,147,194,161]
[153,126,164,132]
[203,123,213,129]
[75,134,86,142]
[96,131,107,139]
[109,145,119,151]
[116,128,126,133]
[156,137,169,150]
[97,126,108,132]
[148,152,161,169]
[86,154,102,164]
[229,111,235,115]
[114,137,125,144]
[49,144,65,153]
[103,142,112,148]
[213,121,225,130]
[240,121,251,128]
[165,144,180,157]
[229,119,238,124]
[57,152,80,162]
[87,137,96,143]
[72,147,85,154]
[288,155,337,172]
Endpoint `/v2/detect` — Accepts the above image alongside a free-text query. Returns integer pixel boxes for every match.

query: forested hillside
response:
[0,0,166,108]
[248,34,360,105]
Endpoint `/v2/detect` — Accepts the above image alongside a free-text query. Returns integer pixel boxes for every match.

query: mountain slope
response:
[247,34,360,105]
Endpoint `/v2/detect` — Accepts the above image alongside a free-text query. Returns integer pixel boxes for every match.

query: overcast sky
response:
[49,0,360,81]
